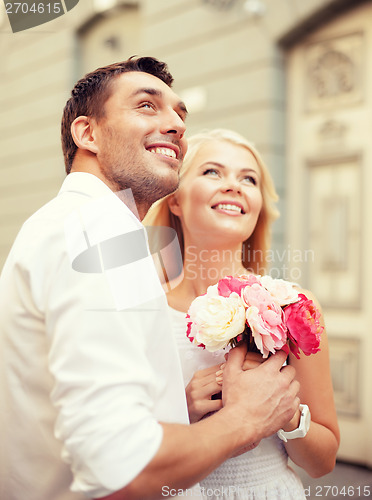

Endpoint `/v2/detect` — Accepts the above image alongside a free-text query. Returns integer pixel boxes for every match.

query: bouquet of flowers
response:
[186,274,323,359]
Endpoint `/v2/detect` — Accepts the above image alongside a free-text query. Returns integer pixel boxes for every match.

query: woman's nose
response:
[222,176,241,193]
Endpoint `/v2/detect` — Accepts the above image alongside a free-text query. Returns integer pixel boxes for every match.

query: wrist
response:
[215,406,260,450]
[281,408,301,432]
[277,404,311,443]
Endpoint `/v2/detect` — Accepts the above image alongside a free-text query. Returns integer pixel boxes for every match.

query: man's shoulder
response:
[19,191,85,240]
[23,173,114,227]
[9,172,141,267]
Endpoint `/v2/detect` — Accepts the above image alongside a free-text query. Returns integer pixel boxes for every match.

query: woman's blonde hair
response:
[144,129,279,274]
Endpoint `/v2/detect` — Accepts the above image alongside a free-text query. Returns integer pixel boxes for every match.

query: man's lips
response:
[211,202,246,214]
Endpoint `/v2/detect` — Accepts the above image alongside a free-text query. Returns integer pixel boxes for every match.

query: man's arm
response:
[99,348,300,500]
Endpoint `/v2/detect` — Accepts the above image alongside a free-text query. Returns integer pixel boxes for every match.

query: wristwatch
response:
[277,404,311,443]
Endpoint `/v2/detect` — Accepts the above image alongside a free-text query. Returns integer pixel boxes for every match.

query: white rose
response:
[188,288,246,352]
[260,275,299,306]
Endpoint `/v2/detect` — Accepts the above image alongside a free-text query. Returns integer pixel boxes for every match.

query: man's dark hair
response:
[61,56,174,174]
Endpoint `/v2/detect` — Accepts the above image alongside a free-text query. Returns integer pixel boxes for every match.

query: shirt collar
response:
[58,172,114,199]
[59,172,142,226]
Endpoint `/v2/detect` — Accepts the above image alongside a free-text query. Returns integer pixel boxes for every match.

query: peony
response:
[260,275,299,306]
[246,308,287,359]
[241,282,279,311]
[241,281,287,357]
[217,274,260,298]
[284,293,323,358]
[186,285,246,352]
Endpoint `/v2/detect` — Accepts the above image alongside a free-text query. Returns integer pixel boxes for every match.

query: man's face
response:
[92,71,188,217]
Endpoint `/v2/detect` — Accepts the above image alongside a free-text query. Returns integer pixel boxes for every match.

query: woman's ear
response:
[167,193,182,217]
[70,116,99,154]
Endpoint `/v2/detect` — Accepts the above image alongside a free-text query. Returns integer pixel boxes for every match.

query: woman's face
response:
[169,139,263,246]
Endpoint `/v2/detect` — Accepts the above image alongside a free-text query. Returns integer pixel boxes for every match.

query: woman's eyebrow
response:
[199,161,225,169]
[199,161,261,178]
[199,162,259,174]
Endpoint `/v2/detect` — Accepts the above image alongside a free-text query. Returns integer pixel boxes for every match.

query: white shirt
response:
[0,173,198,500]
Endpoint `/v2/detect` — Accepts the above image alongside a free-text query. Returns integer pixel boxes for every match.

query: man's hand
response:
[242,351,265,371]
[221,345,300,443]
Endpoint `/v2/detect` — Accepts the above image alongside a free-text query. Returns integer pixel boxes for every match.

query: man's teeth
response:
[215,204,242,213]
[149,147,176,159]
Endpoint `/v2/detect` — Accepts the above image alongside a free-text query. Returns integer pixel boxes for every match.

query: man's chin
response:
[135,177,178,215]
[154,172,180,200]
[162,178,179,197]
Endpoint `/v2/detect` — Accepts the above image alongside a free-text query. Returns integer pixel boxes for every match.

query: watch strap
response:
[277,404,310,443]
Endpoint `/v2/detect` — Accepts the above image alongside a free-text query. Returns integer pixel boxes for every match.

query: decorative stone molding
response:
[305,32,364,111]
[329,337,360,417]
[305,155,362,309]
[318,119,348,140]
[317,119,349,151]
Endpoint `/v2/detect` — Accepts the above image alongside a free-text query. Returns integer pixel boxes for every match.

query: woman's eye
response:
[242,176,257,186]
[203,168,219,176]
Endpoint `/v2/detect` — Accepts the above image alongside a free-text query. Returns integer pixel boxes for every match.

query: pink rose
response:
[260,275,299,306]
[241,282,276,310]
[284,293,323,359]
[241,282,287,358]
[218,274,260,298]
[246,304,288,358]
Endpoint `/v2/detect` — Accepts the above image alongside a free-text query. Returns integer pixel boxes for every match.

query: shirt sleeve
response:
[33,197,166,498]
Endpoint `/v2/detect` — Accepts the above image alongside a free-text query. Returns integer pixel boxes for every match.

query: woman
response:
[145,129,339,499]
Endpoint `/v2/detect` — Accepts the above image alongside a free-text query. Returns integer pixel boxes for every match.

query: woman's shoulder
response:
[292,284,323,312]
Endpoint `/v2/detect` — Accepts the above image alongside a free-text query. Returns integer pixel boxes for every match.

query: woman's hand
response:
[185,364,224,423]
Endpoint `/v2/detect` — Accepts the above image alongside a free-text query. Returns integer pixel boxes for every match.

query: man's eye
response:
[140,102,155,110]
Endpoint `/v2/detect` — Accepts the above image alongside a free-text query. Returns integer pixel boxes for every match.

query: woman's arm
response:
[282,288,340,477]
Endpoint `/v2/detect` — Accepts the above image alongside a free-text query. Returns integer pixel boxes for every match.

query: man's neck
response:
[70,158,146,221]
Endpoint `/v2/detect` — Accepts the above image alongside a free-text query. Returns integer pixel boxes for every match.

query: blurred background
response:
[0,0,371,482]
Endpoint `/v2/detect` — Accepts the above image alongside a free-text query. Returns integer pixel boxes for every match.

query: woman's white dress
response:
[169,306,306,500]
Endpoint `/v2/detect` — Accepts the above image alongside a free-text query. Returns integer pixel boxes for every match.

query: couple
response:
[0,57,339,500]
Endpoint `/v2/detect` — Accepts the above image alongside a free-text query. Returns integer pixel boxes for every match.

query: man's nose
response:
[161,109,186,139]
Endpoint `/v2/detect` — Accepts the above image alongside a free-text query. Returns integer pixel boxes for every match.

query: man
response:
[0,57,299,500]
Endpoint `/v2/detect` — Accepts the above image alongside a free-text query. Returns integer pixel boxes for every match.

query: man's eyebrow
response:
[132,87,162,98]
[131,87,188,118]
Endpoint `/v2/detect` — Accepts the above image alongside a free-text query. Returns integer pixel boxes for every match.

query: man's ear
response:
[167,193,182,217]
[70,116,99,154]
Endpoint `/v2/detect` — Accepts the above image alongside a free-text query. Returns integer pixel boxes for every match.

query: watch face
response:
[300,404,311,433]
